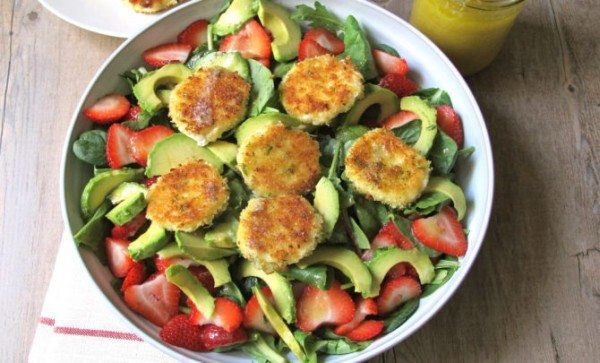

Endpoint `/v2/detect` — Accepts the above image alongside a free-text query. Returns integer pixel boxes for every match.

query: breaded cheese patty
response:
[237,123,321,196]
[169,67,251,146]
[279,55,364,126]
[125,0,178,14]
[146,160,229,232]
[237,195,323,273]
[345,128,431,209]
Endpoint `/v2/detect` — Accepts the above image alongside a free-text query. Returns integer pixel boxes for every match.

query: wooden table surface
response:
[1,0,598,361]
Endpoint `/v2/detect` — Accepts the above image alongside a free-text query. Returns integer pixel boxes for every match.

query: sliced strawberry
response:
[177,19,209,49]
[111,213,147,239]
[372,49,409,76]
[188,265,216,294]
[412,206,467,256]
[298,28,344,60]
[379,73,418,98]
[386,262,418,280]
[160,314,207,351]
[334,298,378,336]
[105,237,135,278]
[124,105,141,122]
[243,287,276,335]
[298,38,329,61]
[344,320,385,342]
[363,221,414,260]
[219,20,271,62]
[123,273,181,327]
[190,297,244,333]
[382,110,418,130]
[83,93,130,124]
[121,261,147,292]
[154,257,194,273]
[143,177,158,187]
[436,105,464,148]
[292,282,307,300]
[296,281,356,332]
[376,276,422,315]
[142,43,193,67]
[106,123,136,168]
[130,125,174,166]
[199,324,247,351]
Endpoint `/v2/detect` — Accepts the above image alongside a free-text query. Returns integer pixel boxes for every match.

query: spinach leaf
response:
[457,146,475,159]
[186,44,212,68]
[291,1,343,33]
[294,330,369,362]
[353,196,381,238]
[336,125,369,144]
[241,332,287,363]
[273,61,296,78]
[415,88,453,107]
[72,130,107,166]
[342,16,378,80]
[349,217,371,249]
[422,257,460,297]
[375,43,400,57]
[384,298,419,333]
[429,130,458,175]
[284,265,329,289]
[121,109,153,131]
[219,281,246,306]
[73,200,112,262]
[392,119,421,145]
[248,59,275,116]
[227,177,249,211]
[392,215,441,257]
[121,67,149,90]
[404,192,450,216]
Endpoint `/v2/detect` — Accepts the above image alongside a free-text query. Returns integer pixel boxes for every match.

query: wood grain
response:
[0,0,598,361]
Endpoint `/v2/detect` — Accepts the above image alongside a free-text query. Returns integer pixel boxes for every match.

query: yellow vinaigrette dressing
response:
[410,0,526,75]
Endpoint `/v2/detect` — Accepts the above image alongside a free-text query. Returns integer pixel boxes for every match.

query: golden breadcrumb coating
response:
[125,0,178,14]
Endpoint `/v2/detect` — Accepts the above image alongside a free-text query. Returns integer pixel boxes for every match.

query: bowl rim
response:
[60,0,495,361]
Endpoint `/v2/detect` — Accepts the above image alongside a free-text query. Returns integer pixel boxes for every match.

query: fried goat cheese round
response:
[146,160,229,232]
[237,195,324,273]
[125,0,178,14]
[345,128,431,209]
[237,123,321,196]
[279,54,364,126]
[169,67,251,146]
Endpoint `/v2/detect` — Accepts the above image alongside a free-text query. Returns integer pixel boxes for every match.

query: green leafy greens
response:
[342,15,378,80]
[72,130,107,166]
[291,1,343,33]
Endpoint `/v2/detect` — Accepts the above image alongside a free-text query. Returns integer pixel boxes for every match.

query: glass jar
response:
[410,0,526,75]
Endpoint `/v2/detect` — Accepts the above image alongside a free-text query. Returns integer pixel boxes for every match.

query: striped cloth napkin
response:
[29,233,177,362]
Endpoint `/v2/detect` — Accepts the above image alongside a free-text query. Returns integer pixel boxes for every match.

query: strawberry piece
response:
[344,320,385,342]
[219,20,271,63]
[111,213,147,239]
[372,49,409,76]
[298,28,344,60]
[190,297,244,333]
[296,281,356,332]
[382,110,418,130]
[121,261,147,292]
[130,125,174,166]
[386,262,418,280]
[105,237,135,278]
[106,123,136,168]
[411,206,467,256]
[334,298,378,335]
[188,265,216,294]
[436,105,464,148]
[199,324,247,351]
[377,222,414,250]
[177,19,209,49]
[379,73,418,98]
[298,38,329,61]
[160,314,207,351]
[124,105,141,122]
[154,257,194,273]
[143,177,158,187]
[124,273,181,327]
[376,276,422,315]
[243,287,276,334]
[83,93,130,124]
[142,43,193,67]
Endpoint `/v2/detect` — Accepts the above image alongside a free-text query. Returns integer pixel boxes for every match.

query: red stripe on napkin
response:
[39,316,143,341]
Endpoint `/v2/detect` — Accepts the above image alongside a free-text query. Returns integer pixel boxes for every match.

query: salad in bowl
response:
[66,0,490,361]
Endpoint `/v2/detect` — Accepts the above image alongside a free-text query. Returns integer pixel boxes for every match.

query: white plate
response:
[38,0,189,38]
[61,0,494,361]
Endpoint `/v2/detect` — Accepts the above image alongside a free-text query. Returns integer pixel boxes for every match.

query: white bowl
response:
[61,0,494,361]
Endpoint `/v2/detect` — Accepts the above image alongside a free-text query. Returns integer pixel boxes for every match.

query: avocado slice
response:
[424,177,467,220]
[108,182,147,205]
[313,177,339,238]
[132,64,192,114]
[195,259,232,287]
[252,287,306,362]
[258,0,301,62]
[212,0,258,36]
[145,133,223,177]
[128,222,169,261]
[366,247,435,296]
[175,231,238,260]
[165,264,215,317]
[344,84,399,125]
[156,242,188,259]
[73,200,111,261]
[235,112,305,146]
[238,260,296,323]
[190,51,250,80]
[206,140,238,169]
[105,192,147,226]
[156,89,172,105]
[204,218,239,249]
[297,246,372,297]
[400,96,438,155]
[80,168,144,218]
